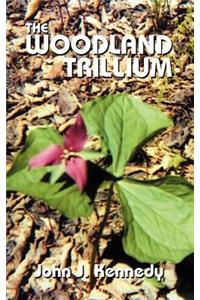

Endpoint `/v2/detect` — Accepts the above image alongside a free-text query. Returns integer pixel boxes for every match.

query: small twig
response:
[56,0,64,32]
[78,0,83,12]
[165,0,171,19]
[63,0,71,19]
[89,182,114,290]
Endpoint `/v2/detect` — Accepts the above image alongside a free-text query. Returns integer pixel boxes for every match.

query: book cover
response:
[6,0,194,299]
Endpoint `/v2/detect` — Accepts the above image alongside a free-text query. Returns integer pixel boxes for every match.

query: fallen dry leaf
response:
[28,104,56,119]
[85,16,103,30]
[42,57,65,80]
[57,87,80,116]
[109,278,139,295]
[162,263,177,289]
[89,289,109,300]
[7,215,34,277]
[24,81,49,96]
[106,17,133,35]
[30,237,73,294]
[25,0,41,21]
[167,290,185,300]
[30,56,43,70]
[89,0,101,9]
[184,139,194,160]
[163,126,190,148]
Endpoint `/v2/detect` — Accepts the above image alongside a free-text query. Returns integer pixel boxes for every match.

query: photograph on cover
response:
[6,0,194,299]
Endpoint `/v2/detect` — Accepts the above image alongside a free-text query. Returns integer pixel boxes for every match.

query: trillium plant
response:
[29,113,88,192]
[7,93,193,288]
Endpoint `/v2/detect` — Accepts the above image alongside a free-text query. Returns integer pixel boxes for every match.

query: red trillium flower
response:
[29,113,88,192]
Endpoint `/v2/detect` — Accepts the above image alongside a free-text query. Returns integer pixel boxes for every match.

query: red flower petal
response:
[64,113,87,152]
[65,157,88,192]
[29,145,63,169]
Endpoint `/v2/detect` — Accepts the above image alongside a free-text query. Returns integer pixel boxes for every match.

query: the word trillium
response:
[29,113,88,192]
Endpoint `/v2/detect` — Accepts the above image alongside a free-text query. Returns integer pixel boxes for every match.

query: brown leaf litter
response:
[7,0,194,299]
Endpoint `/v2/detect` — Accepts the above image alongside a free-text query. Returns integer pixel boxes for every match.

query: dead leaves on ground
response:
[7,191,180,300]
[25,0,42,21]
[6,194,122,299]
[57,87,80,115]
[42,57,65,80]
[6,0,194,299]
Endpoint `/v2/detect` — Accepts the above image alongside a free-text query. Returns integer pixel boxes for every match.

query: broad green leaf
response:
[82,93,172,177]
[7,167,92,219]
[116,176,193,263]
[6,126,97,219]
[81,94,114,152]
[47,164,65,184]
[8,127,64,175]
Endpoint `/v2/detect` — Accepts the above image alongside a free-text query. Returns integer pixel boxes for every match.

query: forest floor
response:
[7,0,194,299]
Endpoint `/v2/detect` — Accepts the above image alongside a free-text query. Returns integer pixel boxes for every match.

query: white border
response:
[0,0,6,299]
[194,0,199,299]
[1,1,198,299]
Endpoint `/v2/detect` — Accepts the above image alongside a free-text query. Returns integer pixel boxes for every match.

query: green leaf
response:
[169,153,186,168]
[81,94,114,152]
[47,164,65,184]
[8,127,64,175]
[7,167,93,219]
[79,149,106,161]
[82,93,172,177]
[116,176,193,263]
[144,277,165,289]
[7,126,95,219]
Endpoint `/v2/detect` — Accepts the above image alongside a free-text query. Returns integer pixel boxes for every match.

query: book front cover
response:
[6,0,194,299]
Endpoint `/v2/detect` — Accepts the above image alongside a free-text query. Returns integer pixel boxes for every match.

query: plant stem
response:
[89,182,114,290]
